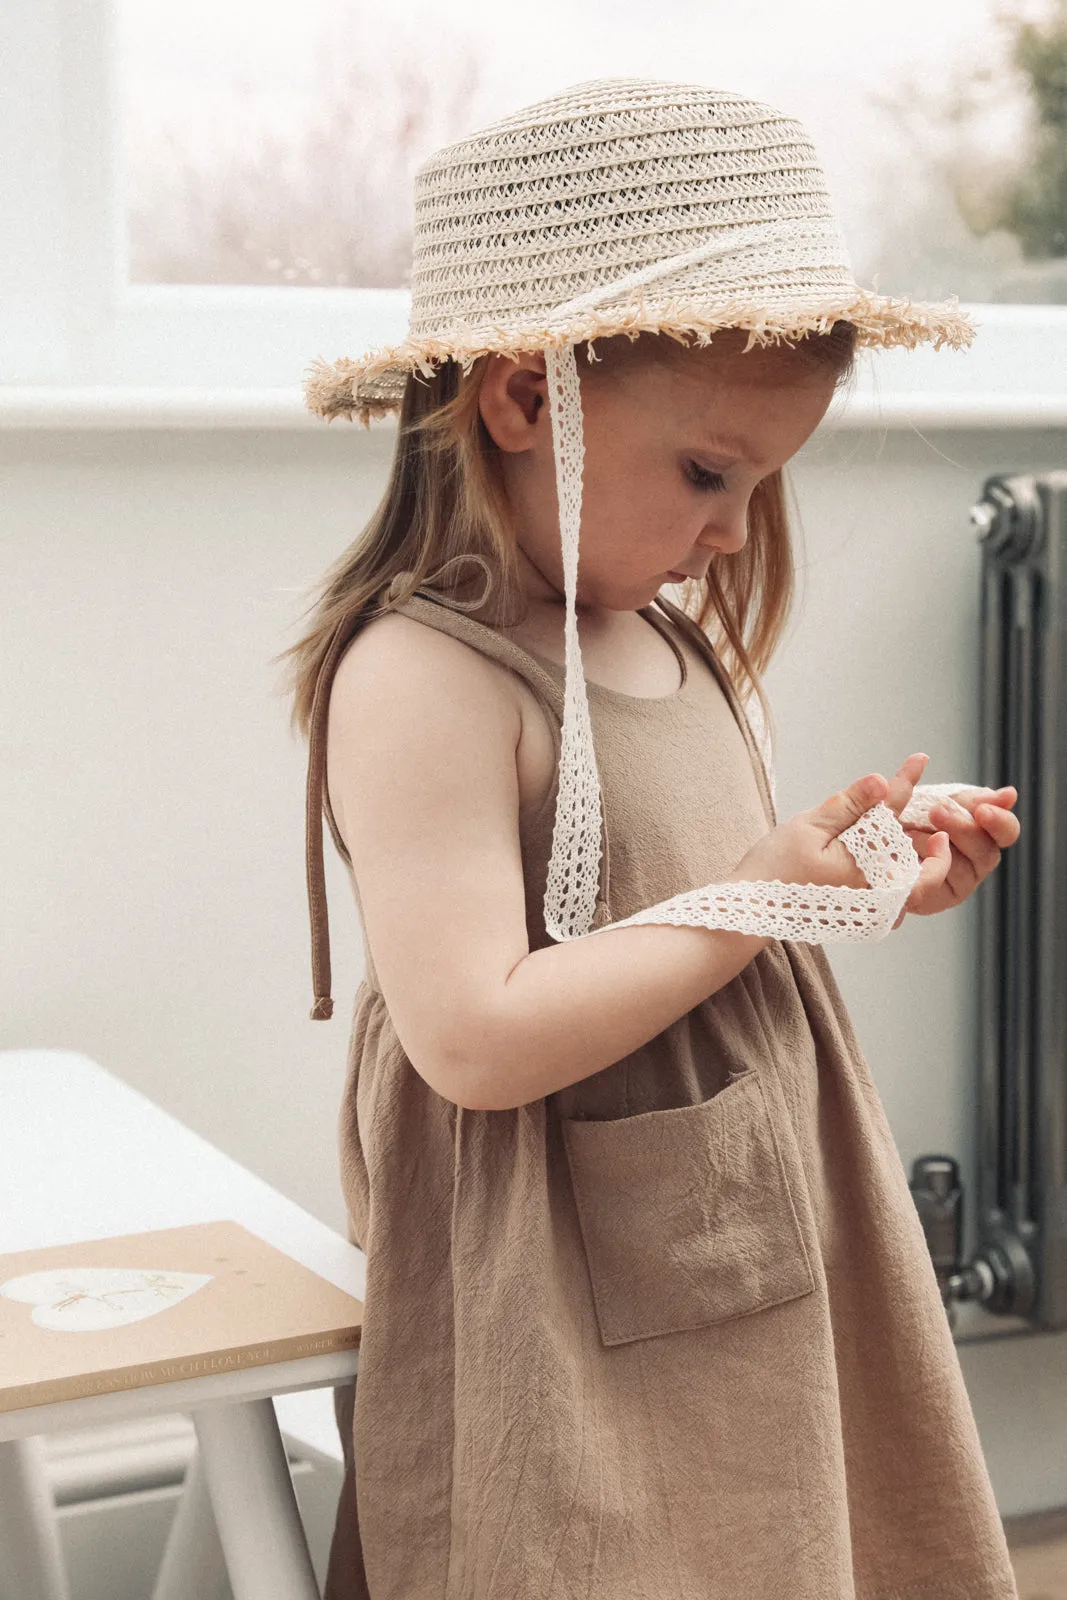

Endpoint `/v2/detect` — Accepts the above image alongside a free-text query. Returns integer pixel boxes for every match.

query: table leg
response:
[150,1441,229,1600]
[0,1436,71,1600]
[191,1398,320,1600]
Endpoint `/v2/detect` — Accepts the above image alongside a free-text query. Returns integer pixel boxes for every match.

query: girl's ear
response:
[479,352,548,450]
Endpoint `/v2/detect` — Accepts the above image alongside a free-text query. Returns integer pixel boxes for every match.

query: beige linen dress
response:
[305,574,1018,1600]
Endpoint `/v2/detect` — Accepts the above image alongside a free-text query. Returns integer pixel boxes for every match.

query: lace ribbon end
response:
[310,995,334,1021]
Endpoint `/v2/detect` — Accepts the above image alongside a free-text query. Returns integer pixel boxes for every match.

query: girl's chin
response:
[574,574,677,611]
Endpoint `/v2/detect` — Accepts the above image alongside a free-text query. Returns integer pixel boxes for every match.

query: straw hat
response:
[304,76,974,423]
[304,77,975,953]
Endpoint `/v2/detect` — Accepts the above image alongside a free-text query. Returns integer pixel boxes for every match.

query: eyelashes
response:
[683,461,727,493]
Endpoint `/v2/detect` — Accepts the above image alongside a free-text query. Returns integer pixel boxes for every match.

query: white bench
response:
[0,1049,364,1600]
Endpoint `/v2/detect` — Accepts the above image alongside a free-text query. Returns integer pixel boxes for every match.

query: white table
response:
[0,1049,365,1600]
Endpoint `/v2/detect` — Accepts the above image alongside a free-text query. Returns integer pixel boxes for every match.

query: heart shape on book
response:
[0,1267,213,1332]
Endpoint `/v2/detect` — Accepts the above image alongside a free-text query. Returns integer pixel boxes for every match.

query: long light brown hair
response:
[273,323,858,742]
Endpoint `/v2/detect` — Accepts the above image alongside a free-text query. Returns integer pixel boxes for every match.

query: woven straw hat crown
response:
[304,75,976,422]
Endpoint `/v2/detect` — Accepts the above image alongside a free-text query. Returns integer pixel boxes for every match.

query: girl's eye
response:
[683,461,727,492]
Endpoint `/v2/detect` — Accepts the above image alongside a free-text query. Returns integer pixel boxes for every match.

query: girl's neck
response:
[450,543,608,629]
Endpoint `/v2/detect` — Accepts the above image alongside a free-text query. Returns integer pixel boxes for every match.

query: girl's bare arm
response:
[327,612,771,1112]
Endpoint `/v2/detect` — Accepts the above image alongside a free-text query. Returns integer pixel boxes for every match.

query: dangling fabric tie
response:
[306,608,367,1021]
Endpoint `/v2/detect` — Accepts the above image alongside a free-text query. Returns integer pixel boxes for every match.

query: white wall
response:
[2,421,394,1229]
[4,416,1066,1514]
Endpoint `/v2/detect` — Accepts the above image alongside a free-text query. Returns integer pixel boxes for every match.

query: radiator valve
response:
[910,1155,1037,1325]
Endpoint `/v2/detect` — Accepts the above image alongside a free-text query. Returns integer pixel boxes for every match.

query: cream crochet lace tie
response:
[541,336,968,946]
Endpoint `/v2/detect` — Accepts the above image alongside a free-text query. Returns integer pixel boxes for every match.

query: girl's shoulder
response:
[333,607,525,725]
[328,605,558,831]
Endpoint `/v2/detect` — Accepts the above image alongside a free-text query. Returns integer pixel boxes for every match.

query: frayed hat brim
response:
[303,286,977,424]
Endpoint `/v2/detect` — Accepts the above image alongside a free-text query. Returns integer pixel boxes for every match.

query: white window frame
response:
[2,0,1066,430]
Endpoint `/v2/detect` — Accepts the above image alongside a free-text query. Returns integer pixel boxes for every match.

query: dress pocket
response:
[561,1069,816,1346]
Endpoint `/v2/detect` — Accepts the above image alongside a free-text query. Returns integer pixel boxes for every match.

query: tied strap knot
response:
[387,570,416,602]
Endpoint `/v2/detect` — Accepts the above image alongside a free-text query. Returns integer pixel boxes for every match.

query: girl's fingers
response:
[943,785,1017,817]
[974,802,1021,845]
[897,784,1019,921]
[886,752,930,817]
[813,772,888,839]
[906,832,952,911]
[929,802,1010,869]
[897,752,929,780]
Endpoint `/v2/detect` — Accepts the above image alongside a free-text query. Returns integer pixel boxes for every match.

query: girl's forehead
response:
[607,358,839,462]
[631,359,833,411]
[608,336,835,394]
[670,340,830,383]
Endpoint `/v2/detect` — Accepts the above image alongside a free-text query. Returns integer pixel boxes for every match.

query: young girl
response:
[282,79,1022,1600]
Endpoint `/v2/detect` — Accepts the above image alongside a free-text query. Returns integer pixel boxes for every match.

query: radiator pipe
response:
[910,1155,1036,1325]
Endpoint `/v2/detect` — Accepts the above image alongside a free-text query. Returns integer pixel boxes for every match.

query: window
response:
[3,0,1065,427]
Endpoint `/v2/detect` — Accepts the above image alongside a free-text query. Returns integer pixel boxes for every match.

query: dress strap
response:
[386,587,565,720]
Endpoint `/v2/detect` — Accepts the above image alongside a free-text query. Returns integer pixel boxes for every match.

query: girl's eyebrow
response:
[694,434,756,464]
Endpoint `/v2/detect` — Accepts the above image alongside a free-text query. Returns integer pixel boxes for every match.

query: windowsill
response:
[4,286,1067,432]
[1,385,1066,431]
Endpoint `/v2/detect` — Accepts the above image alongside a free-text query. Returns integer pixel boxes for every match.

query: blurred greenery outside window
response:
[122,1,1067,307]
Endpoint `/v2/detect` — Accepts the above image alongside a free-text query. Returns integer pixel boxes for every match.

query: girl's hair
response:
[274,322,859,742]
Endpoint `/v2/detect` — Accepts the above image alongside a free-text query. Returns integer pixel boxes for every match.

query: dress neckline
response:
[515,605,690,704]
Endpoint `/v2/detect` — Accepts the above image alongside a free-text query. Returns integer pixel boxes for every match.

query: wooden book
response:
[0,1219,363,1413]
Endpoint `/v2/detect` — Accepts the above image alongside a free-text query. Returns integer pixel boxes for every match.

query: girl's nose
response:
[703,520,749,557]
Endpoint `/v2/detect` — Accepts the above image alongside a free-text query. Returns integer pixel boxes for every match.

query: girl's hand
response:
[882,755,1021,927]
[730,759,950,905]
[734,752,1019,932]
